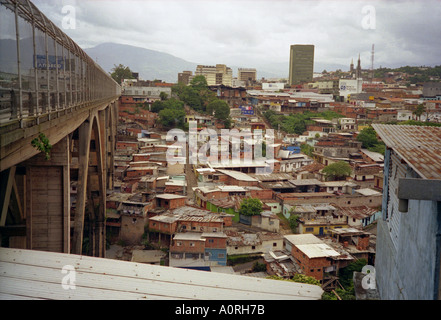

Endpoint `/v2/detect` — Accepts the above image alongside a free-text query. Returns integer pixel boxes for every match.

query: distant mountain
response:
[0,39,348,83]
[83,43,199,83]
[83,42,349,83]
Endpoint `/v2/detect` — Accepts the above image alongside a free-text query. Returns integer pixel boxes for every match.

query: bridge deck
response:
[0,247,323,300]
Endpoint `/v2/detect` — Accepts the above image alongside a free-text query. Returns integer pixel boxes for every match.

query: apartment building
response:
[238,68,257,86]
[195,64,233,86]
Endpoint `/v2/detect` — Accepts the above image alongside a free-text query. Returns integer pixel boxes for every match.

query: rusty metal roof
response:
[372,124,441,179]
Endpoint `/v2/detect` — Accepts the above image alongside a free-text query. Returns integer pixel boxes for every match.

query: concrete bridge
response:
[0,0,121,257]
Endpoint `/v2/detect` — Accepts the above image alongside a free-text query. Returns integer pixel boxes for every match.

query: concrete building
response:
[178,71,193,85]
[122,81,172,99]
[339,78,363,102]
[169,232,228,270]
[422,82,441,100]
[195,64,233,87]
[238,68,257,86]
[372,124,441,300]
[289,44,314,85]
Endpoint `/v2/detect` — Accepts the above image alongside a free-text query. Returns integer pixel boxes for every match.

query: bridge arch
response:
[72,110,107,257]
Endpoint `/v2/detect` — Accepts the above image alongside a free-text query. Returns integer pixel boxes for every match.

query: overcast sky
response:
[33,0,441,71]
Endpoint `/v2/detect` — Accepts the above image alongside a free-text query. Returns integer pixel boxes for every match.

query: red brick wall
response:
[178,220,223,233]
[156,197,186,210]
[169,198,186,209]
[132,154,151,162]
[126,168,154,178]
[116,141,139,150]
[170,239,205,253]
[221,215,233,227]
[292,246,332,281]
[204,237,227,249]
[149,220,177,235]
[227,177,259,187]
[250,188,273,200]
[356,236,370,251]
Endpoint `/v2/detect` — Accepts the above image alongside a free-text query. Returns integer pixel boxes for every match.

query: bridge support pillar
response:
[22,136,71,253]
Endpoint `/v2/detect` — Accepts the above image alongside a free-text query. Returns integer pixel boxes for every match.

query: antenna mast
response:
[370,44,375,83]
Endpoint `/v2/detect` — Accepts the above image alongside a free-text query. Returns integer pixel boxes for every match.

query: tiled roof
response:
[372,124,441,179]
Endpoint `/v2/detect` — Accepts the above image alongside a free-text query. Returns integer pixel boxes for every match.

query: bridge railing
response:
[0,0,121,128]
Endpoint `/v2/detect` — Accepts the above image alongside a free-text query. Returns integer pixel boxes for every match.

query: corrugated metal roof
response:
[0,248,323,300]
[296,243,341,259]
[284,234,323,246]
[217,170,258,182]
[372,124,441,179]
[155,194,187,200]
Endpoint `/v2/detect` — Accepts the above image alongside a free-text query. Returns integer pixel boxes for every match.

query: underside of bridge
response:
[0,102,118,257]
[0,0,121,258]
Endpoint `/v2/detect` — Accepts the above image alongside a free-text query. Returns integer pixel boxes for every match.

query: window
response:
[252,246,256,250]
[190,242,195,247]
[218,254,225,259]
[171,253,183,259]
[208,239,214,243]
[273,242,277,247]
[177,242,182,247]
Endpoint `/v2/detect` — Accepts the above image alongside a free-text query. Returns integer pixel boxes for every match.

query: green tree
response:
[300,143,314,157]
[207,99,230,121]
[151,100,165,113]
[110,64,134,84]
[31,133,52,160]
[357,127,385,155]
[267,275,320,286]
[356,127,379,148]
[160,91,169,101]
[252,261,267,272]
[177,85,204,111]
[239,198,263,216]
[413,103,426,121]
[322,161,352,181]
[338,259,367,289]
[151,98,184,113]
[288,213,300,233]
[158,108,185,129]
[190,75,208,90]
[282,116,306,135]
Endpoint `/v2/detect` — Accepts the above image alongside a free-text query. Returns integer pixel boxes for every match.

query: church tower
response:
[355,54,362,79]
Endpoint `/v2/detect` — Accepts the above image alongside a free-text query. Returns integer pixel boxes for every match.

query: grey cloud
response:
[32,0,441,69]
